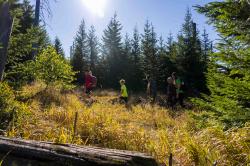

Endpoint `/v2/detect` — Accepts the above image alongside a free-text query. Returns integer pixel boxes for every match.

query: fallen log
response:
[0,136,158,166]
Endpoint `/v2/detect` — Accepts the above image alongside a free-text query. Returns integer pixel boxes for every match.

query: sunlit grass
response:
[6,83,250,166]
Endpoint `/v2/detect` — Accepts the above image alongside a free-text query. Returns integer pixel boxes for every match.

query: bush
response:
[0,82,30,129]
[0,82,16,117]
[33,46,76,90]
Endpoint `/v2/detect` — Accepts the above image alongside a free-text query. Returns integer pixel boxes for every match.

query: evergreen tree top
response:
[195,0,250,44]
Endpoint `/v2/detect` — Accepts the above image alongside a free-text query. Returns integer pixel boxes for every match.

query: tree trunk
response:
[0,2,13,81]
[0,136,158,166]
[31,0,41,59]
[34,0,41,27]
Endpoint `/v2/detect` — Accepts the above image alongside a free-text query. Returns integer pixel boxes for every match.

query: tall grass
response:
[6,83,250,166]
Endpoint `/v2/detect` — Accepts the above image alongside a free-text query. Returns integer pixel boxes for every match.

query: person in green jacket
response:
[119,79,128,104]
[172,72,185,107]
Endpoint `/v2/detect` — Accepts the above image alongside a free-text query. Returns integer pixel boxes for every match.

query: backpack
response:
[180,80,187,92]
[91,76,97,88]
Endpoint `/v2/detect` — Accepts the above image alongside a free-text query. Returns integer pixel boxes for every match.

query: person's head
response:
[172,72,176,78]
[89,70,92,76]
[167,77,173,84]
[85,70,89,76]
[120,79,125,85]
[85,70,92,76]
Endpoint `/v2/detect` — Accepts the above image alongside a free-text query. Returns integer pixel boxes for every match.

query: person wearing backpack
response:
[146,75,157,103]
[84,70,97,96]
[90,71,97,89]
[167,77,176,108]
[119,79,128,104]
[172,72,185,107]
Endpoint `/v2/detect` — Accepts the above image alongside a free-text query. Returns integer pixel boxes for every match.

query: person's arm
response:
[176,86,180,99]
[172,74,176,86]
[121,86,124,96]
[176,80,181,98]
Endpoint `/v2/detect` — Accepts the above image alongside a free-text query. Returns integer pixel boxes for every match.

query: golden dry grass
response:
[7,84,250,166]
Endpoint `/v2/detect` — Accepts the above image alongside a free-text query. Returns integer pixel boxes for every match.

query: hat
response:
[167,77,173,83]
[120,79,126,84]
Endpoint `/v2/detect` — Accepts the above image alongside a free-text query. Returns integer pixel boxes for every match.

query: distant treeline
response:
[1,0,249,127]
[69,9,212,93]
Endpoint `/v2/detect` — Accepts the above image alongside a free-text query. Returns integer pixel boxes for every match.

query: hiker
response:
[146,75,151,96]
[119,79,128,104]
[146,75,157,103]
[89,71,97,89]
[172,72,185,107]
[167,77,176,108]
[84,70,97,96]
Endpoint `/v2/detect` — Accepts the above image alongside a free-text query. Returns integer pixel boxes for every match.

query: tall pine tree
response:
[54,36,65,58]
[2,0,50,87]
[130,26,144,91]
[175,8,205,93]
[157,35,173,90]
[87,26,98,72]
[141,20,158,79]
[102,13,124,88]
[70,19,88,84]
[195,0,250,127]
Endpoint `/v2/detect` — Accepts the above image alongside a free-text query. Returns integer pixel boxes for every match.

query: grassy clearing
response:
[6,83,250,166]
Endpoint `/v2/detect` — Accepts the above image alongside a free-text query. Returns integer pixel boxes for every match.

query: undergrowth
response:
[4,83,250,166]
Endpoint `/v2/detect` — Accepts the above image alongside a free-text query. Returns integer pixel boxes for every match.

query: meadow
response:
[5,83,250,166]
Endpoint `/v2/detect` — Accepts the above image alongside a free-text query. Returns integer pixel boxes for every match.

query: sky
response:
[39,0,219,56]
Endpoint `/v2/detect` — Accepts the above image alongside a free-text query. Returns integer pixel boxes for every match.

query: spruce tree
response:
[201,29,211,62]
[17,0,34,33]
[157,35,172,90]
[102,13,123,88]
[131,26,143,91]
[70,19,88,84]
[2,0,50,87]
[87,25,102,86]
[166,32,178,63]
[54,36,65,58]
[131,27,141,67]
[195,0,250,127]
[87,26,98,71]
[141,20,158,79]
[175,8,205,92]
[121,33,132,84]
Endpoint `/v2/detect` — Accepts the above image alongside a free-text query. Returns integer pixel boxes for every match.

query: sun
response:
[82,0,107,18]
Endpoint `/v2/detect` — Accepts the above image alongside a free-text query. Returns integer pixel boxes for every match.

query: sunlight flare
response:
[81,0,107,18]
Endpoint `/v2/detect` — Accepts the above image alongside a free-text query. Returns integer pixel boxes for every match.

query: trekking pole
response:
[169,153,173,166]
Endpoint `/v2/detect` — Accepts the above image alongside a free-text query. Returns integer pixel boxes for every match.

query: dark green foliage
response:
[54,36,65,58]
[194,0,250,127]
[157,35,174,91]
[87,25,104,87]
[69,12,211,94]
[141,20,158,79]
[121,33,132,87]
[19,0,34,33]
[87,25,99,73]
[0,82,29,129]
[70,19,88,84]
[102,13,125,88]
[3,0,49,88]
[33,46,75,90]
[174,8,206,92]
[0,82,16,122]
[130,27,144,91]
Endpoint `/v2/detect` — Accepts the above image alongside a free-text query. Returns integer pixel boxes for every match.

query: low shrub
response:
[0,82,30,130]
